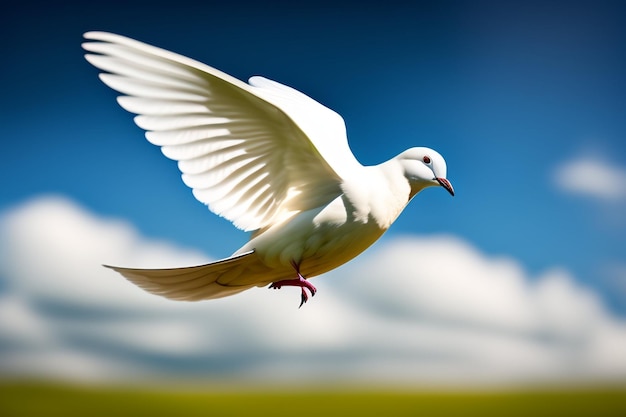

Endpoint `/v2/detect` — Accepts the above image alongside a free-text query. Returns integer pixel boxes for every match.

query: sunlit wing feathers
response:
[104,251,269,301]
[83,31,363,232]
[247,76,363,179]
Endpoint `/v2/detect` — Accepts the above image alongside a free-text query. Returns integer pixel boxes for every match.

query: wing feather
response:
[134,114,229,131]
[99,73,208,101]
[84,31,359,231]
[117,97,207,115]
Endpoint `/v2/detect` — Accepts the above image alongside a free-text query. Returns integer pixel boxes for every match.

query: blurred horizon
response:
[2,382,624,417]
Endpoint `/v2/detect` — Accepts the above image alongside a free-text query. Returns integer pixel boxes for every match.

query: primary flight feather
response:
[83,31,454,307]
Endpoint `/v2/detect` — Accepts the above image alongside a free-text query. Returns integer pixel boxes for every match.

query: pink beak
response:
[436,178,455,196]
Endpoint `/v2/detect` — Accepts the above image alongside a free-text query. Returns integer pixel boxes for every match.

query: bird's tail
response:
[104,250,265,301]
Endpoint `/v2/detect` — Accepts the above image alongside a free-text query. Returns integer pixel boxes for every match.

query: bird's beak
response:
[436,178,455,196]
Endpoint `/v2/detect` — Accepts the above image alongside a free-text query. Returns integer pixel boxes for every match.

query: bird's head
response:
[397,147,454,197]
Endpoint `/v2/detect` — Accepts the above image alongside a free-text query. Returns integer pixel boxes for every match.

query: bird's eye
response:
[423,156,431,164]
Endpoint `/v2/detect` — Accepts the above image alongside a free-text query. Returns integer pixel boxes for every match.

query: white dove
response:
[83,31,454,307]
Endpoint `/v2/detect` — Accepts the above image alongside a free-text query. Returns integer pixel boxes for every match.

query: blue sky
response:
[1,1,626,384]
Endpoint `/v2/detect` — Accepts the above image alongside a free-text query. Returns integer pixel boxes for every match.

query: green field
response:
[1,382,625,417]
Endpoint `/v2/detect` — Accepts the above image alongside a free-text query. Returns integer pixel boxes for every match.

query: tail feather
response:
[104,250,267,301]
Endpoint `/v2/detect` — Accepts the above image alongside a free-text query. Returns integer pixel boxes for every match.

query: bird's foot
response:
[269,275,317,308]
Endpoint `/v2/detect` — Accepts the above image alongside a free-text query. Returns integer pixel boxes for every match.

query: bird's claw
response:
[298,286,318,308]
[299,290,307,308]
[269,274,317,308]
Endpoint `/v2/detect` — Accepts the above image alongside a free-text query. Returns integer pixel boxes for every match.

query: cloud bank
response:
[553,157,626,201]
[1,195,625,386]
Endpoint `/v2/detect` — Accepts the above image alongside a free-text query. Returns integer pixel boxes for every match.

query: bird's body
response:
[83,32,454,305]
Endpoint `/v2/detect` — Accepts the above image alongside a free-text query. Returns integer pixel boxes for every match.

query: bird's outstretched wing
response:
[83,31,363,232]
[105,250,276,301]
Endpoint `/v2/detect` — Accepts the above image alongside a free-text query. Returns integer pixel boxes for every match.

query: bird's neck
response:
[348,162,412,229]
[380,160,415,213]
[408,181,432,200]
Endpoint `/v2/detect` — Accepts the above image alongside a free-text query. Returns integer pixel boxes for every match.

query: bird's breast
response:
[236,193,388,280]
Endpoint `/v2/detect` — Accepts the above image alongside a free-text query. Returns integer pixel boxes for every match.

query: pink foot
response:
[270,262,317,308]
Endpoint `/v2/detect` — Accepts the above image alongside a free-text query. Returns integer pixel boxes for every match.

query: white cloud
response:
[336,237,605,341]
[553,157,626,200]
[1,195,625,386]
[0,294,53,346]
[0,195,210,311]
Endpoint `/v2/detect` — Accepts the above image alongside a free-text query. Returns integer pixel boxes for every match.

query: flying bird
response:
[83,31,454,307]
